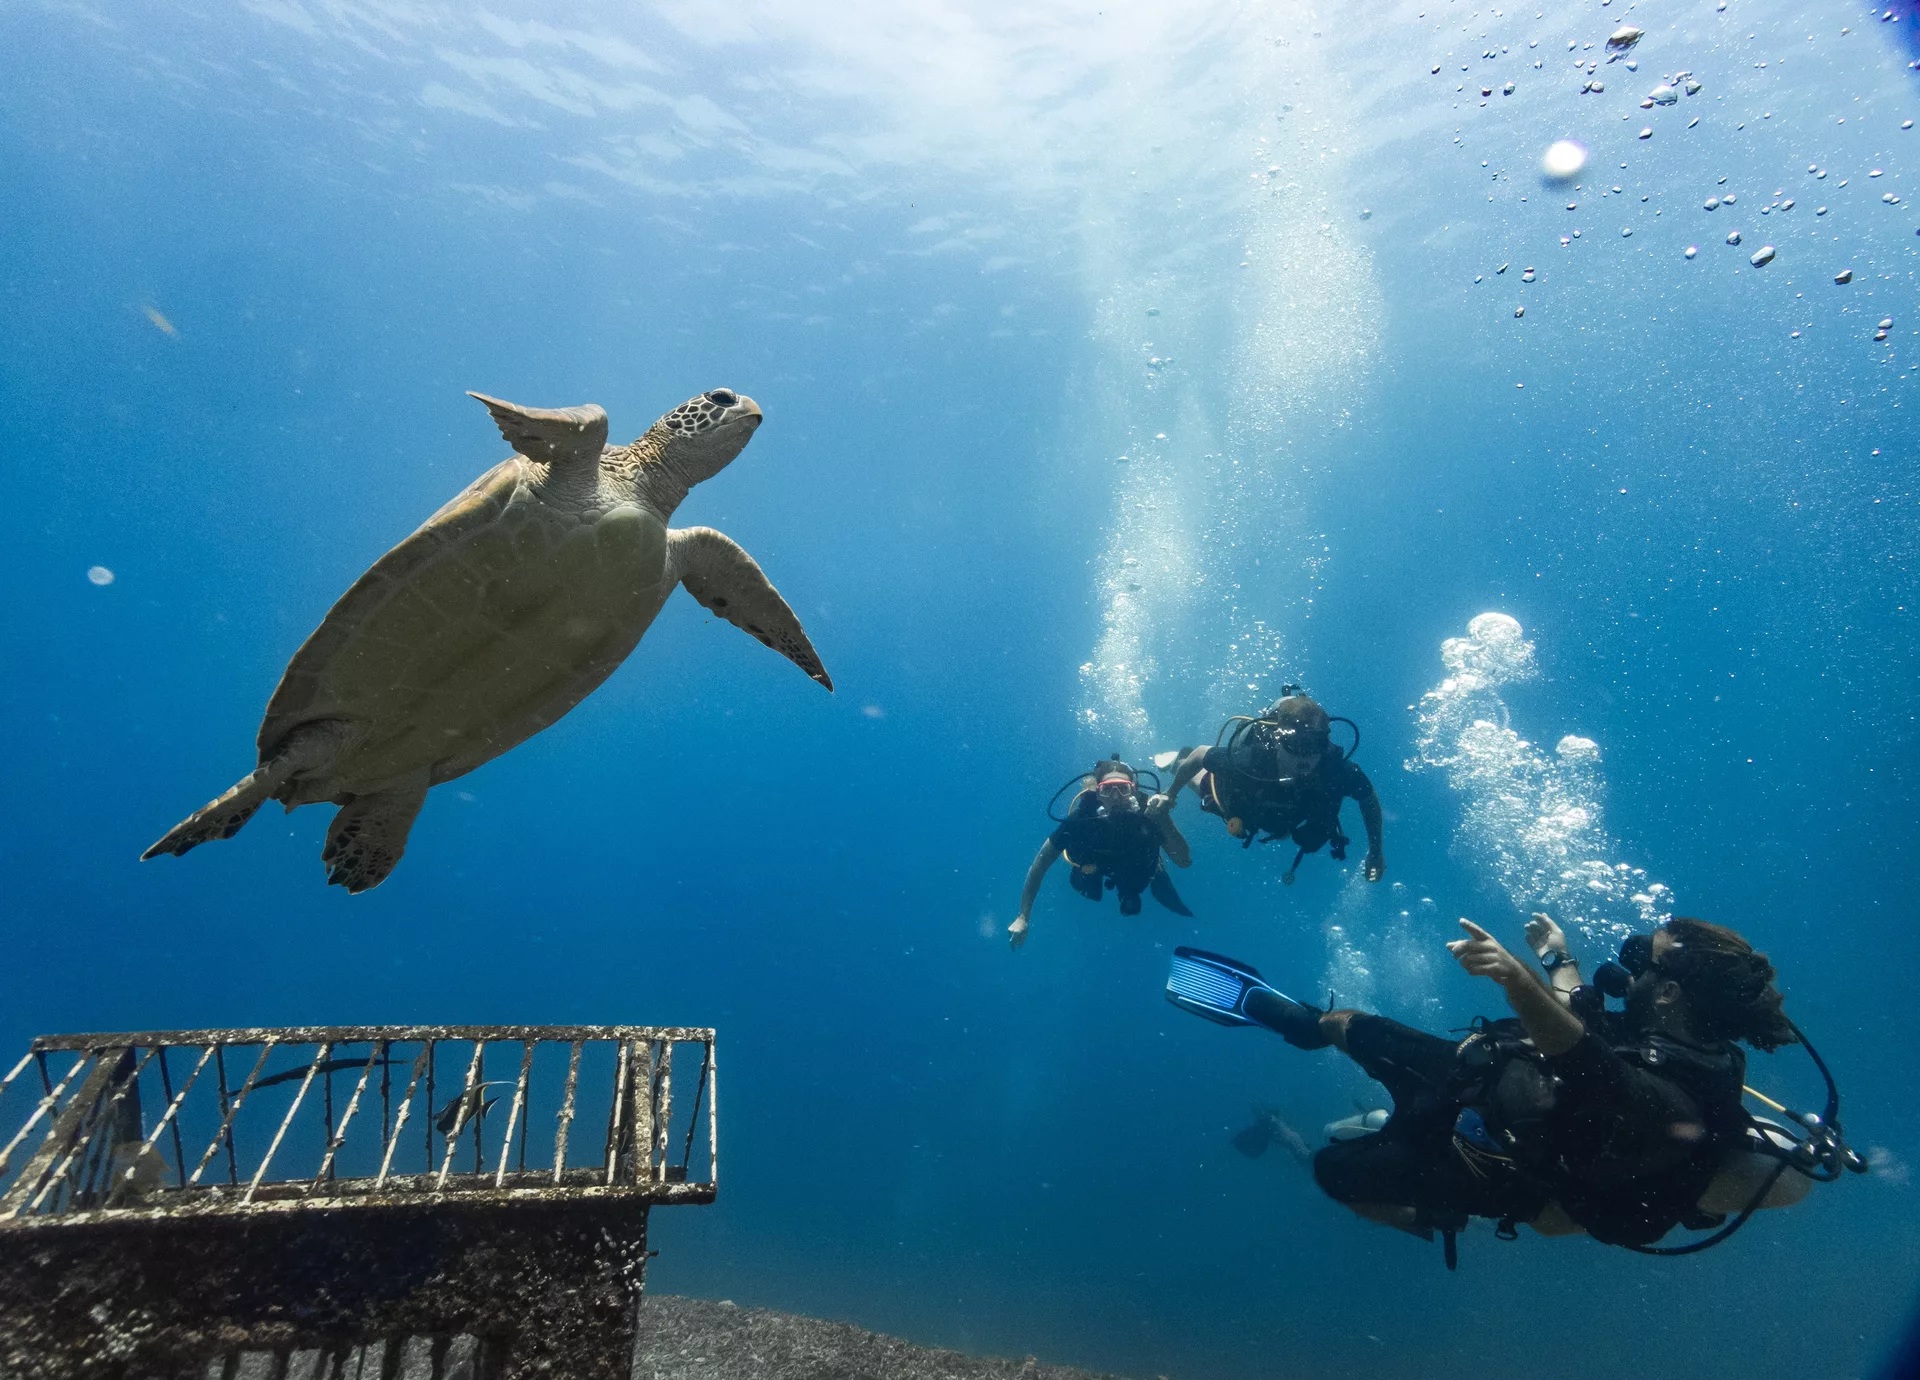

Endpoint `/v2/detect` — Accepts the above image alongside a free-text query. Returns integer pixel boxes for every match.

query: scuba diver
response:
[1166,915,1865,1266]
[1009,758,1192,950]
[1154,688,1384,885]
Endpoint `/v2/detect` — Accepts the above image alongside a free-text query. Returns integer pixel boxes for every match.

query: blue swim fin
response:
[1166,947,1275,1026]
[1165,947,1328,1047]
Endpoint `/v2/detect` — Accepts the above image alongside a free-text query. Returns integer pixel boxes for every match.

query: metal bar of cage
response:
[156,1047,190,1190]
[655,1043,673,1184]
[0,1051,34,1116]
[629,1041,654,1187]
[435,1043,486,1192]
[313,1043,382,1191]
[4,1055,108,1219]
[134,1044,214,1200]
[245,1041,331,1205]
[376,1047,432,1190]
[27,1048,157,1216]
[191,1043,276,1187]
[604,1041,630,1188]
[215,1046,239,1186]
[678,1043,709,1176]
[495,1043,534,1190]
[554,1041,583,1184]
[707,1038,719,1190]
[0,1053,90,1186]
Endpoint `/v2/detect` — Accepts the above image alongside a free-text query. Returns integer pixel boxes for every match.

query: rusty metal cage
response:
[0,1025,718,1380]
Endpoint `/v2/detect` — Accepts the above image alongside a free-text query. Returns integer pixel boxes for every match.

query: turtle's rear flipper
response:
[142,761,294,860]
[322,772,429,894]
[143,722,347,863]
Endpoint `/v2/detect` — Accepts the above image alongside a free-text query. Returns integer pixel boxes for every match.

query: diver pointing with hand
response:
[1164,915,1863,1266]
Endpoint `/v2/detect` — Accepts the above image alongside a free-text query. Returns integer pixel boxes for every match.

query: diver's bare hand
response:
[1446,919,1531,988]
[1363,852,1385,883]
[1145,793,1172,816]
[1008,916,1029,951]
[1525,913,1568,961]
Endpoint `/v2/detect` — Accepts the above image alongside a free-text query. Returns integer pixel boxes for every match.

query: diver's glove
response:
[1363,852,1385,883]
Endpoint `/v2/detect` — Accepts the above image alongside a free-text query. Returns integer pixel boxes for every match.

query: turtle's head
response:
[651,388,763,486]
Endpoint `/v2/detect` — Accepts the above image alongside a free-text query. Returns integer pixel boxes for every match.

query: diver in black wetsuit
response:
[1170,916,1824,1257]
[1009,759,1192,950]
[1159,917,1850,1266]
[1156,691,1384,884]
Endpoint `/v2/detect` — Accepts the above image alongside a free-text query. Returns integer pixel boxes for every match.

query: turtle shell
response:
[259,457,671,796]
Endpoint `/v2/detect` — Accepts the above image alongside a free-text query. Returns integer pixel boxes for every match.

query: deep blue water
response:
[3,1,1918,1377]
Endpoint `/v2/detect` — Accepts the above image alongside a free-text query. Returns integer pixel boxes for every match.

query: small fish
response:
[434,1082,511,1135]
[1605,25,1644,61]
[143,305,177,336]
[250,1054,398,1092]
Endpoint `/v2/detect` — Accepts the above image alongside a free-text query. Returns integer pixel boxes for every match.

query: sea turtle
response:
[143,387,831,893]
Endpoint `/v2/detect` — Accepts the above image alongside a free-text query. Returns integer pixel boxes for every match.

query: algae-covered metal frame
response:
[0,1023,718,1227]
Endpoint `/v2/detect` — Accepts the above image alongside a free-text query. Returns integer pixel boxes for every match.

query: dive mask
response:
[1592,931,1657,999]
[1095,774,1138,812]
[1271,722,1329,756]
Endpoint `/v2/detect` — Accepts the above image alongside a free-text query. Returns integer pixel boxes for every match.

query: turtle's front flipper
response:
[142,722,344,862]
[668,526,833,690]
[321,770,430,894]
[467,392,609,478]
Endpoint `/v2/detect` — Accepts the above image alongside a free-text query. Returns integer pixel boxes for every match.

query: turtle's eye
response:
[705,390,737,408]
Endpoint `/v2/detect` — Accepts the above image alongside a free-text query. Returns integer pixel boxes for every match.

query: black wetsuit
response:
[1050,795,1190,917]
[1197,739,1378,860]
[1310,1013,1747,1246]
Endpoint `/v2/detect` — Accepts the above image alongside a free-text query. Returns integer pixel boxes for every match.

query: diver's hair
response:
[1093,758,1136,781]
[1267,695,1329,731]
[1659,918,1799,1051]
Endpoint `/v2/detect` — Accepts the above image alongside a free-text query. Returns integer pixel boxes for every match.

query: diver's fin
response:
[1148,869,1193,917]
[1151,750,1181,771]
[1230,1119,1274,1159]
[321,771,429,894]
[1165,947,1276,1027]
[467,392,608,474]
[1166,947,1328,1047]
[669,526,833,690]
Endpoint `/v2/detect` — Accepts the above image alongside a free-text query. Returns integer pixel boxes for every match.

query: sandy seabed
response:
[634,1295,1123,1380]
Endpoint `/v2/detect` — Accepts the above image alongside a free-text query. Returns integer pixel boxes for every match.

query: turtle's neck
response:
[633,439,694,518]
[535,456,606,513]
